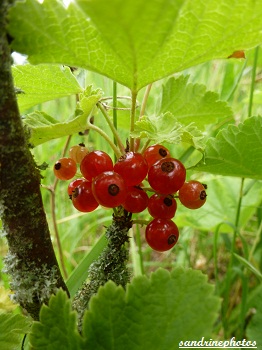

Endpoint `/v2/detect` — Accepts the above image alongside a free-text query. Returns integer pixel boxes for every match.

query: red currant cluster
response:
[53,144,207,252]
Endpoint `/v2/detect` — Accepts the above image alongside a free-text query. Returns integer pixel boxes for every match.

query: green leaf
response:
[159,76,233,129]
[23,87,102,146]
[82,268,221,349]
[8,0,262,91]
[233,254,262,281]
[13,64,83,113]
[246,292,262,347]
[195,116,262,179]
[131,112,205,149]
[29,290,83,350]
[0,313,31,350]
[66,233,107,298]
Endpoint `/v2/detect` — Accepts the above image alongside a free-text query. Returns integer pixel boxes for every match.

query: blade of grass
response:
[66,232,107,297]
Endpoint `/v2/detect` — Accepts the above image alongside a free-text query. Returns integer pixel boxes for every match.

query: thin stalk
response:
[222,178,245,337]
[129,90,138,152]
[87,113,122,158]
[97,103,125,155]
[248,46,259,118]
[113,81,118,160]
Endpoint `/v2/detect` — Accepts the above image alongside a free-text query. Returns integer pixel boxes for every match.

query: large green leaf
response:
[82,268,220,349]
[23,87,102,146]
[30,290,83,350]
[8,0,262,91]
[13,64,83,113]
[0,313,31,350]
[158,76,233,129]
[195,116,262,179]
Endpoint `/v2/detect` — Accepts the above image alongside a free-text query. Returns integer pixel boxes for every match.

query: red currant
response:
[53,157,77,180]
[122,186,149,213]
[178,180,207,209]
[148,158,186,194]
[67,178,85,197]
[143,144,171,168]
[72,180,99,212]
[145,218,179,251]
[80,150,113,181]
[69,143,89,163]
[148,194,177,219]
[92,171,127,208]
[114,152,148,186]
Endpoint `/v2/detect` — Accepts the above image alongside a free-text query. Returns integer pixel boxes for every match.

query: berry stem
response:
[129,90,138,152]
[97,102,125,155]
[86,112,122,158]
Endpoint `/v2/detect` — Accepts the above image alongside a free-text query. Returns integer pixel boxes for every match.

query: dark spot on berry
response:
[159,148,167,157]
[202,183,208,189]
[79,142,85,147]
[72,187,79,198]
[163,197,173,207]
[108,184,120,196]
[200,190,207,200]
[161,161,174,173]
[54,162,61,170]
[168,234,177,245]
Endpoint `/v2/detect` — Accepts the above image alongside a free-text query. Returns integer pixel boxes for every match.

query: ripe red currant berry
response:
[67,178,85,198]
[92,171,127,208]
[69,143,89,163]
[148,158,186,194]
[122,186,149,213]
[80,150,113,181]
[148,194,177,219]
[114,152,148,186]
[143,144,171,168]
[178,180,207,209]
[72,180,99,212]
[53,157,77,180]
[145,218,179,252]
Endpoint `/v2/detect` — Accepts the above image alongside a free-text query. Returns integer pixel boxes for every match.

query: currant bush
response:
[143,144,170,168]
[145,218,179,252]
[53,143,207,252]
[53,157,77,180]
[148,157,186,194]
[80,150,113,181]
[179,180,207,209]
[92,171,127,208]
[69,143,89,163]
[114,152,148,186]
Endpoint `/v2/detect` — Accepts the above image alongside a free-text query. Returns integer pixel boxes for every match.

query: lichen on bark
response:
[72,210,132,330]
[0,0,69,320]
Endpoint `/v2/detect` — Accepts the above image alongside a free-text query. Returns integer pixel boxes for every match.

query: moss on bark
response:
[0,0,69,320]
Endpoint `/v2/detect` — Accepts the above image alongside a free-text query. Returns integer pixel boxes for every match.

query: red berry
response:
[145,218,179,251]
[114,152,148,186]
[72,180,99,212]
[143,144,171,168]
[80,150,113,181]
[67,178,85,197]
[92,171,127,208]
[178,180,207,209]
[123,186,149,213]
[53,157,77,180]
[148,158,186,194]
[148,194,177,219]
[69,144,89,163]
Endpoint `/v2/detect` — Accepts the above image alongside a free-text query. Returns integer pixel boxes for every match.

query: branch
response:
[0,0,69,320]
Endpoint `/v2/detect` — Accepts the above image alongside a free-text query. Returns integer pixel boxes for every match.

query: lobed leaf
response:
[29,290,83,350]
[82,268,221,349]
[23,87,102,146]
[195,116,262,179]
[13,64,83,113]
[8,0,262,91]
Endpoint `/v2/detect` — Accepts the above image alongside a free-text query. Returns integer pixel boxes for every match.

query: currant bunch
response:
[53,143,207,252]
